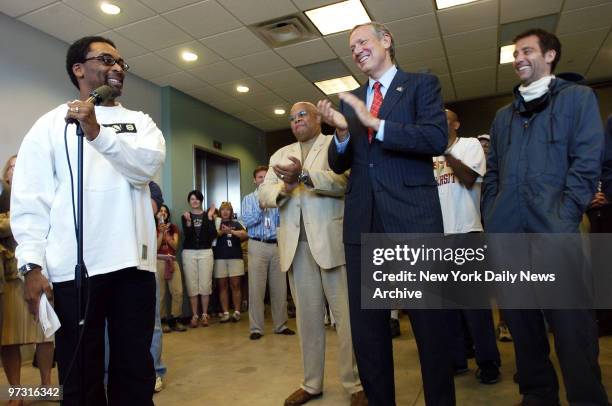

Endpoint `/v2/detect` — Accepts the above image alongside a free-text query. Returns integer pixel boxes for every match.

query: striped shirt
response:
[240,189,279,241]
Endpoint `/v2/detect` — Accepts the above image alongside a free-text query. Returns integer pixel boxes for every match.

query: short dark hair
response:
[187,190,204,203]
[513,28,562,72]
[159,204,171,222]
[253,165,268,178]
[66,36,116,89]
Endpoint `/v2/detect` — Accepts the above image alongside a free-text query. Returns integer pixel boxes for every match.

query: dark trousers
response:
[345,244,455,406]
[54,267,156,406]
[446,309,500,369]
[503,309,609,406]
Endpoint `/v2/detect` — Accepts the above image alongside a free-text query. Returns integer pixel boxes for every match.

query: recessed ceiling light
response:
[100,2,121,15]
[435,0,479,10]
[236,85,250,93]
[305,0,371,36]
[274,108,286,115]
[181,51,198,62]
[314,76,360,95]
[499,44,515,64]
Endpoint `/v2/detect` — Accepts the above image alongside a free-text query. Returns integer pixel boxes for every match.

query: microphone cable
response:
[62,121,92,391]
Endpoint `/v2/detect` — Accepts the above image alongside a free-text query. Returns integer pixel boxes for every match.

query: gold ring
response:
[75,106,79,113]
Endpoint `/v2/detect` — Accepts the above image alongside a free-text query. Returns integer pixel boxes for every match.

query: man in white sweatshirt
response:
[10,36,165,406]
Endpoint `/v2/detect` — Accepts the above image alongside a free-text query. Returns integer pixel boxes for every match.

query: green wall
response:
[161,87,267,216]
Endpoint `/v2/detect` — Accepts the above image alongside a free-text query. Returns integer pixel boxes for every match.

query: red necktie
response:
[368,81,383,143]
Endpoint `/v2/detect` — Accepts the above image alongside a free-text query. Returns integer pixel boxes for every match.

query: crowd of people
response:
[3,16,612,406]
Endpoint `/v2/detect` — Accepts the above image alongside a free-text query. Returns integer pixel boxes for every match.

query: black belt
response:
[251,237,277,244]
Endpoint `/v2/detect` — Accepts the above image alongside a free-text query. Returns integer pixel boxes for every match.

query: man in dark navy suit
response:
[317,22,455,406]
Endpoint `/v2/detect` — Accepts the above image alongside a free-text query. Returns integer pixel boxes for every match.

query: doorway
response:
[194,147,241,217]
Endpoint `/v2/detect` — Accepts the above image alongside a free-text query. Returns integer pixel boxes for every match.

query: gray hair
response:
[349,22,395,63]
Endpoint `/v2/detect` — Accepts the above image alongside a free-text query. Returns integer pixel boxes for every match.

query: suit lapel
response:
[378,69,409,120]
[303,133,325,170]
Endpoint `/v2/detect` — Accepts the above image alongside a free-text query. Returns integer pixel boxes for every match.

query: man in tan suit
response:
[260,102,365,406]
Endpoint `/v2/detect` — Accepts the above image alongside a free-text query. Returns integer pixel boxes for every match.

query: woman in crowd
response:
[182,190,217,328]
[213,202,247,323]
[157,204,186,333]
[1,155,54,406]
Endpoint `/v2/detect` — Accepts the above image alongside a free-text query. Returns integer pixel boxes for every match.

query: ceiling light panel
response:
[305,0,371,36]
[314,75,360,95]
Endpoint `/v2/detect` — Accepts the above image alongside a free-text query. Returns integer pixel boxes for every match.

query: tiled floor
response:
[5,313,612,405]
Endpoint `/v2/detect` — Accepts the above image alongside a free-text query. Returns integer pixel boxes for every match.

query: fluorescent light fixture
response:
[236,85,250,93]
[499,44,515,64]
[436,0,479,10]
[314,75,360,95]
[181,51,198,62]
[274,108,286,115]
[305,0,371,36]
[100,2,121,15]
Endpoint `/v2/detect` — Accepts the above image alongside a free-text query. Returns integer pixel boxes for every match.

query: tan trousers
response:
[288,241,362,395]
[248,239,288,334]
[156,260,184,319]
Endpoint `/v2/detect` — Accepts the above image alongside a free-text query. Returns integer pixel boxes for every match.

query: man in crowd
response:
[434,109,501,384]
[317,22,455,405]
[11,36,165,405]
[482,28,609,405]
[241,165,294,340]
[259,102,365,406]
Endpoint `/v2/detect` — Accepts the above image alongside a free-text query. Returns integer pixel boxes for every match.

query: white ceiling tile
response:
[185,84,237,104]
[240,90,288,109]
[255,68,311,88]
[217,0,298,25]
[498,63,517,84]
[558,27,609,51]
[500,0,563,24]
[96,30,150,58]
[437,74,456,103]
[63,0,156,29]
[364,0,434,23]
[149,71,207,92]
[292,0,339,10]
[139,0,201,13]
[386,14,439,45]
[563,0,612,11]
[452,66,496,99]
[200,27,270,59]
[275,83,326,104]
[586,47,612,80]
[162,0,243,39]
[189,61,247,84]
[155,41,223,69]
[401,57,449,76]
[444,26,498,56]
[324,31,351,57]
[340,56,369,82]
[206,98,250,114]
[127,52,182,79]
[250,119,288,131]
[115,16,191,50]
[232,108,268,123]
[0,0,56,18]
[555,54,596,75]
[395,38,445,64]
[437,0,498,36]
[275,38,336,67]
[18,2,108,43]
[230,50,291,76]
[215,77,269,97]
[253,102,292,120]
[448,48,497,73]
[557,3,612,34]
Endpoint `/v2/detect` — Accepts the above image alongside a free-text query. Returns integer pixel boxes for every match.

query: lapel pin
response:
[396,86,403,92]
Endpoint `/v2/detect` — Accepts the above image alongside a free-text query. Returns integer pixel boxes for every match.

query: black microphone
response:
[66,85,113,125]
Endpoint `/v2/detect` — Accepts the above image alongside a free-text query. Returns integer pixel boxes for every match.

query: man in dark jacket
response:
[482,28,608,405]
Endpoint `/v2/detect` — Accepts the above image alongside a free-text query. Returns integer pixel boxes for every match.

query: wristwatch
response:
[297,170,310,185]
[18,263,40,277]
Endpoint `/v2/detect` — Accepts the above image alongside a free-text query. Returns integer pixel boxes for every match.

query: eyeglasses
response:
[84,54,129,71]
[288,110,308,123]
